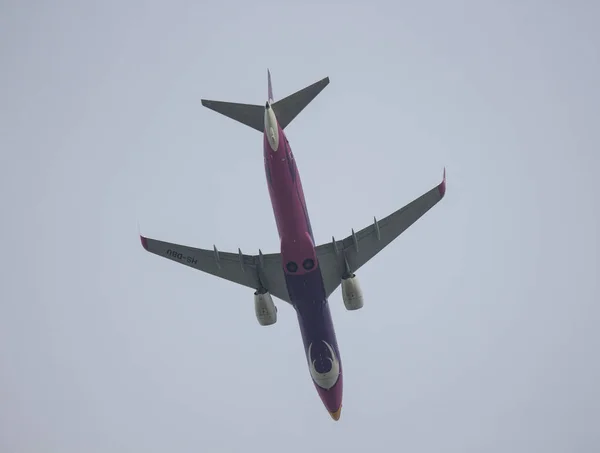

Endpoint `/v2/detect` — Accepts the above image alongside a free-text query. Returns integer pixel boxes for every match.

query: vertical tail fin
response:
[267,69,274,103]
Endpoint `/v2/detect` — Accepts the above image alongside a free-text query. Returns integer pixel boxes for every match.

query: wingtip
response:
[140,235,148,250]
[438,167,446,198]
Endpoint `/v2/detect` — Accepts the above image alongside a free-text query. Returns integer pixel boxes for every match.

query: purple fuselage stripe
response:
[263,121,343,413]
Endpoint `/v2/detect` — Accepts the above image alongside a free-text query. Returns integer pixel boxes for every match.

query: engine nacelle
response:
[341,274,364,311]
[254,291,278,326]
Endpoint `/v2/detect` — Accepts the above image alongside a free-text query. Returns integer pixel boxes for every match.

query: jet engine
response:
[341,274,364,311]
[254,291,277,326]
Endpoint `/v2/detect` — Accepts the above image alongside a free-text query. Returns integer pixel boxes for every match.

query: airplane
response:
[140,70,446,421]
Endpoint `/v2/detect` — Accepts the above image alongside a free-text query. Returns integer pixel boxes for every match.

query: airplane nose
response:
[329,406,342,421]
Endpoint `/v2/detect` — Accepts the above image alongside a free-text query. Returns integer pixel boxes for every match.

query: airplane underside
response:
[140,70,446,421]
[286,264,344,418]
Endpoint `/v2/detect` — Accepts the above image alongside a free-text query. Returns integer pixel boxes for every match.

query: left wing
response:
[140,236,291,304]
[316,169,447,299]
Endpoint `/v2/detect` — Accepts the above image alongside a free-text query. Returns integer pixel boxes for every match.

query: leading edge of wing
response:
[140,235,292,304]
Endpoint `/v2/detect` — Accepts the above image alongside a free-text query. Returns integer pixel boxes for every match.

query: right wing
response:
[140,236,292,304]
[316,169,447,299]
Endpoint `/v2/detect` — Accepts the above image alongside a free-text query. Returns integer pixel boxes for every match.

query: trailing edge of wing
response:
[316,169,447,299]
[140,236,292,304]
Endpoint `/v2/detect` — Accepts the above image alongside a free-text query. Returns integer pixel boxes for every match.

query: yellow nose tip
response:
[329,406,342,421]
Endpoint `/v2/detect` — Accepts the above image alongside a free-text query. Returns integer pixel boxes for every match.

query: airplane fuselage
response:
[263,103,343,420]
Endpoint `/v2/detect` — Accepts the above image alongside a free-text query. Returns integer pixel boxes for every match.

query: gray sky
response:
[2,1,599,452]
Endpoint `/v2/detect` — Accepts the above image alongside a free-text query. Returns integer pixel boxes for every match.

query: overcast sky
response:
[1,1,599,452]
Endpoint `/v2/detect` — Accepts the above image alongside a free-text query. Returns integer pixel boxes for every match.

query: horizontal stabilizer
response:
[200,74,329,132]
[272,77,329,129]
[200,100,264,132]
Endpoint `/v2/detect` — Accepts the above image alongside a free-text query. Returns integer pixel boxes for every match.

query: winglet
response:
[140,235,149,251]
[438,167,446,198]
